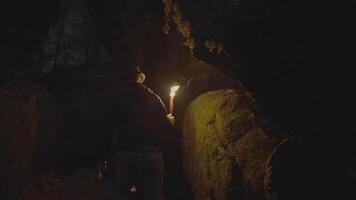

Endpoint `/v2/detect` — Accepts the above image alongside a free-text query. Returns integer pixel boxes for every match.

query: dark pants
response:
[114,147,165,200]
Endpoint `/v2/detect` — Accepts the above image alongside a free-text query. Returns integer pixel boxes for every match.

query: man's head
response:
[122,66,146,84]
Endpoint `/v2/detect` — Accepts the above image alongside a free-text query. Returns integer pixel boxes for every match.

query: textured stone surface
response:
[183,89,277,200]
[0,83,59,200]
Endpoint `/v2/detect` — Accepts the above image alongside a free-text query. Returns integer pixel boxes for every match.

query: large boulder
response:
[0,83,59,200]
[183,89,278,200]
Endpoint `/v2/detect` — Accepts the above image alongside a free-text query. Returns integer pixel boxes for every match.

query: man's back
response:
[110,81,169,200]
[112,82,169,148]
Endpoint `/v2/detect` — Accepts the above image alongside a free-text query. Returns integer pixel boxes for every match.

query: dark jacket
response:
[111,82,171,149]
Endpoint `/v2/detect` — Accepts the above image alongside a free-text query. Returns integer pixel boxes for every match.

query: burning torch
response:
[168,85,180,125]
[169,85,180,114]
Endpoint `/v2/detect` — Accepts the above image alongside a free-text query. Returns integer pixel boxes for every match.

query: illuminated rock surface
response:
[183,89,278,200]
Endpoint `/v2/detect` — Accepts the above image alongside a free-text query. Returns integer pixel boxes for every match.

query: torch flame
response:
[170,85,180,97]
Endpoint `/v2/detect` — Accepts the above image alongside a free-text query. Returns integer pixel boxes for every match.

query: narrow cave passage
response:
[1,0,355,200]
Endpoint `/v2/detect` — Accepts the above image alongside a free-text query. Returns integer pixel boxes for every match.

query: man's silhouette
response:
[109,66,172,200]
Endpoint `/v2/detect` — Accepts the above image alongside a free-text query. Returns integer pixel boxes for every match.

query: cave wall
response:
[162,0,307,131]
[41,63,119,172]
[183,89,278,200]
[83,0,256,127]
[163,2,356,197]
[162,0,355,140]
[0,0,353,199]
[0,83,60,200]
[43,0,111,73]
[0,0,60,83]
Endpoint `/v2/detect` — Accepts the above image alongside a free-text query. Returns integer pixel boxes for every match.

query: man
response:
[109,66,172,200]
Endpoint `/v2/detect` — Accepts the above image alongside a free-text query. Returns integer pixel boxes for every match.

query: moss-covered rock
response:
[183,89,277,200]
[0,83,59,200]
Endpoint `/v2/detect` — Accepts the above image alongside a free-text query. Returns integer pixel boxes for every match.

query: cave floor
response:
[38,167,194,200]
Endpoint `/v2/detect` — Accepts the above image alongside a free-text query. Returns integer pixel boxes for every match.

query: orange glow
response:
[169,85,180,114]
[170,85,180,97]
